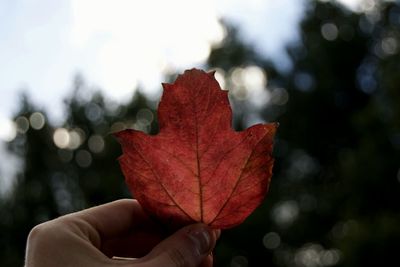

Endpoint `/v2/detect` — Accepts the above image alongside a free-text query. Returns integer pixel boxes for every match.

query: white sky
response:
[0,0,367,121]
[0,0,365,192]
[0,0,308,122]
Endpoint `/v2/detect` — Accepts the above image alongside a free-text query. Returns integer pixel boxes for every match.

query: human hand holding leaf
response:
[115,69,277,229]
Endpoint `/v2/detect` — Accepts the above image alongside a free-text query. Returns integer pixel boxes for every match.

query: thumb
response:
[142,224,218,267]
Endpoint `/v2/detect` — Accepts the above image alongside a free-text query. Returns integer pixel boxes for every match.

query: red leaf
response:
[115,69,277,229]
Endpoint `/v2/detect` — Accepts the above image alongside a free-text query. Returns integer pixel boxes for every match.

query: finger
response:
[102,229,162,258]
[59,198,159,252]
[199,254,213,267]
[141,224,217,267]
[70,199,152,239]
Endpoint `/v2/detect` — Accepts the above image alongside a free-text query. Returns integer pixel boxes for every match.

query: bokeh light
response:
[29,112,45,130]
[67,130,82,150]
[68,128,86,150]
[270,88,289,106]
[330,219,359,240]
[380,36,398,56]
[85,103,103,123]
[0,117,17,142]
[136,108,154,126]
[230,255,248,267]
[287,150,319,180]
[242,66,267,91]
[53,128,70,149]
[272,200,299,227]
[15,116,29,134]
[321,23,339,41]
[88,135,105,153]
[110,122,126,133]
[229,65,270,107]
[294,243,341,267]
[294,71,315,92]
[53,128,86,150]
[263,232,281,249]
[75,149,92,168]
[51,172,74,214]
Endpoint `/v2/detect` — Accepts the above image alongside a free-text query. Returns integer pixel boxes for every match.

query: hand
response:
[25,199,220,267]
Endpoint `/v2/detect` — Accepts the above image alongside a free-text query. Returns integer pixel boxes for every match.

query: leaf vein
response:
[128,142,196,222]
[209,133,269,225]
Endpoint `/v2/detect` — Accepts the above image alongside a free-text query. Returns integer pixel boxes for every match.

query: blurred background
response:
[1,0,400,266]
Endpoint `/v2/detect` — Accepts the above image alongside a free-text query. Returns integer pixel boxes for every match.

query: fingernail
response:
[188,226,211,255]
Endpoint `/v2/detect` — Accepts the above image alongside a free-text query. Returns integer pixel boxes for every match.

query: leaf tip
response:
[162,83,172,90]
[113,129,133,142]
[208,70,217,76]
[113,130,123,139]
[267,122,279,137]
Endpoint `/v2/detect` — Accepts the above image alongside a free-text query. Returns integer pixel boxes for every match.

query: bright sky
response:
[0,0,365,193]
[0,0,367,121]
[0,0,308,122]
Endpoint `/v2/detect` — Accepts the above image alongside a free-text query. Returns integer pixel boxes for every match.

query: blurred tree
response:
[0,77,158,266]
[208,1,400,267]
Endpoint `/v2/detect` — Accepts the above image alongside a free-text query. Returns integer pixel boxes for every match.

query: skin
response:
[25,199,220,267]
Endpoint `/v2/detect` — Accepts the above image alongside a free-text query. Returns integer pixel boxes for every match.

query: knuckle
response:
[28,223,48,242]
[27,219,70,246]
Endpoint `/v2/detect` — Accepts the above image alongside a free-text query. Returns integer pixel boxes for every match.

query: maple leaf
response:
[115,69,277,229]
